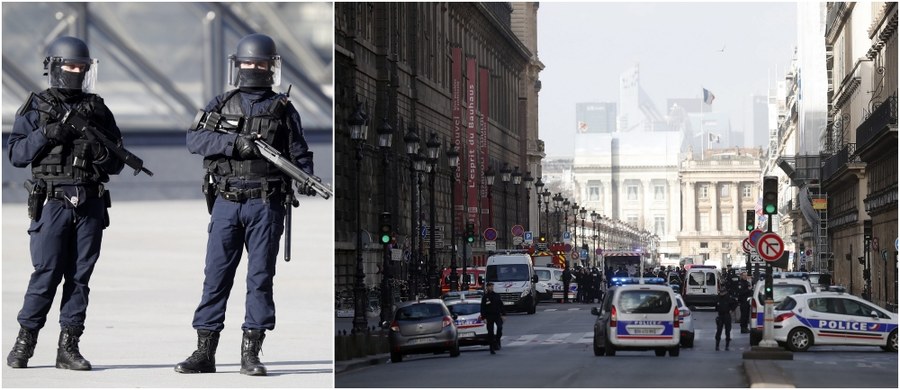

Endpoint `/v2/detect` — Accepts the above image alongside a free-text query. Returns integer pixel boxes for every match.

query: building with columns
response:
[678,148,765,268]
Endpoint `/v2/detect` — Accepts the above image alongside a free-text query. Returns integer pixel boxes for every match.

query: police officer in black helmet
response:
[176,33,314,376]
[6,36,126,370]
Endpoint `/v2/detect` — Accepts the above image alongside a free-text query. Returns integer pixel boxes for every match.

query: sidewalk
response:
[2,199,333,387]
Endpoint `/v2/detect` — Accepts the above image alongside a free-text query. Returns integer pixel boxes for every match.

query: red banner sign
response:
[451,47,463,231]
[479,67,490,232]
[466,57,479,227]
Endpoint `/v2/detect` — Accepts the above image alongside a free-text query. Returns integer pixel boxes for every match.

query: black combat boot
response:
[240,329,267,376]
[175,330,220,373]
[7,327,39,368]
[56,326,91,370]
[715,339,720,351]
[725,339,731,351]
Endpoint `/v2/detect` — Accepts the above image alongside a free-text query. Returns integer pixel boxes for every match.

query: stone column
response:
[710,181,719,233]
[732,181,741,233]
[685,181,696,232]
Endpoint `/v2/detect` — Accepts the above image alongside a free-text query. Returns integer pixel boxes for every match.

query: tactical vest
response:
[25,90,106,184]
[203,90,291,181]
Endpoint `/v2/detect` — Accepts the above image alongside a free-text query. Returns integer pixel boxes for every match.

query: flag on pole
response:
[702,88,715,105]
[708,132,721,143]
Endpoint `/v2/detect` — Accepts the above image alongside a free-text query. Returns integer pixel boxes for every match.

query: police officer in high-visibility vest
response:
[175,33,314,376]
[7,36,126,370]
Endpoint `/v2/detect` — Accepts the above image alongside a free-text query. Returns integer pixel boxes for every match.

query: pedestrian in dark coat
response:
[714,288,738,351]
[480,283,506,354]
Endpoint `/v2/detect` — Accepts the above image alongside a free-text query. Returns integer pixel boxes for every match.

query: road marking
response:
[505,334,539,347]
[541,333,572,344]
[544,309,558,312]
[567,308,581,311]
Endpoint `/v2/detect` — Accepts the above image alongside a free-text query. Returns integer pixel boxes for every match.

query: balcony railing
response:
[821,143,860,182]
[856,95,898,151]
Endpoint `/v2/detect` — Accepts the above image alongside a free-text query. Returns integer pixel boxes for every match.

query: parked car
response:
[674,294,695,348]
[773,291,897,352]
[383,299,460,363]
[445,299,490,346]
[592,284,681,357]
[749,278,813,346]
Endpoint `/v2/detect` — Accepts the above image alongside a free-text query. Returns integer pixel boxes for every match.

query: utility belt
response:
[25,179,108,221]
[205,175,287,213]
[218,187,270,202]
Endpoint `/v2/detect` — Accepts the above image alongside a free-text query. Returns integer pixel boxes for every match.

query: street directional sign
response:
[563,231,572,243]
[524,231,534,244]
[756,232,785,262]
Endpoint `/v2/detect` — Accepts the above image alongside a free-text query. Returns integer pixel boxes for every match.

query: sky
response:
[537,2,798,158]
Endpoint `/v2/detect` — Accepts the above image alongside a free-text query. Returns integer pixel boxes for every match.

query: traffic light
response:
[863,220,873,241]
[745,210,755,232]
[378,212,391,245]
[465,223,475,244]
[762,176,778,215]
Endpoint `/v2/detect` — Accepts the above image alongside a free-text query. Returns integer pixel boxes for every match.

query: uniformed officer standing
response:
[175,33,314,376]
[6,36,126,370]
[738,272,752,333]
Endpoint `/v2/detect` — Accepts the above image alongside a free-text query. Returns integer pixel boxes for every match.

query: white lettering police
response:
[817,320,878,331]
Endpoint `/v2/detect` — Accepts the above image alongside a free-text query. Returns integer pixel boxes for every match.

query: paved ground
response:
[2,199,333,387]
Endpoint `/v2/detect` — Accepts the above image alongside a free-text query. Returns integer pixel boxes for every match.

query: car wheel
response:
[449,342,460,357]
[669,347,680,357]
[787,328,813,352]
[887,330,898,353]
[604,337,616,356]
[390,351,403,363]
[654,349,666,357]
[593,333,603,356]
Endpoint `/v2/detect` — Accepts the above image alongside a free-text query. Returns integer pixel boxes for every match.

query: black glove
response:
[233,134,260,159]
[297,182,317,197]
[43,122,78,144]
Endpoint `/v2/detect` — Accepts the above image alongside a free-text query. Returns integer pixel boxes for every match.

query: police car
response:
[591,283,681,357]
[749,277,813,346]
[445,298,490,346]
[772,291,897,352]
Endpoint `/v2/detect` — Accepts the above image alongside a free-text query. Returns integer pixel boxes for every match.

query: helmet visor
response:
[227,55,281,87]
[46,57,98,92]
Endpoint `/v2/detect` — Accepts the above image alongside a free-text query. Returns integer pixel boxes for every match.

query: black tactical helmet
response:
[228,33,282,87]
[44,36,97,91]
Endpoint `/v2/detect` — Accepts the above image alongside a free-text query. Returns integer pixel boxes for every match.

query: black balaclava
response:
[238,68,274,88]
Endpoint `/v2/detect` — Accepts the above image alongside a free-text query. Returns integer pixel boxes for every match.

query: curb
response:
[335,354,390,375]
[743,360,795,388]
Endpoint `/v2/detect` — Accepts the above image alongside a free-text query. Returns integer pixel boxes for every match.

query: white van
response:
[485,252,538,314]
[534,266,576,302]
[682,265,718,308]
[591,284,681,357]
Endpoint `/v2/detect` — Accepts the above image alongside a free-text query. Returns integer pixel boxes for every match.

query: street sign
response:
[483,228,498,241]
[562,231,571,243]
[595,248,603,255]
[513,236,524,246]
[805,249,813,257]
[749,229,764,245]
[512,225,525,237]
[485,240,497,251]
[742,238,754,254]
[564,244,572,252]
[572,251,580,260]
[756,232,785,262]
[524,231,534,244]
[391,248,402,261]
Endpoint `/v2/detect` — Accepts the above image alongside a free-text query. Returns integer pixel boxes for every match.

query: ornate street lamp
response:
[512,167,522,244]
[591,211,599,268]
[523,172,533,233]
[579,207,587,268]
[425,132,441,298]
[377,116,393,324]
[414,150,427,296]
[500,164,511,249]
[349,101,369,333]
[542,189,551,240]
[447,144,460,292]
[534,177,544,237]
[403,126,420,298]
[485,167,496,229]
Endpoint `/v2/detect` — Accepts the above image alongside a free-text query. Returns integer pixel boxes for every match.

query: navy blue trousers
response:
[192,195,285,332]
[18,197,105,330]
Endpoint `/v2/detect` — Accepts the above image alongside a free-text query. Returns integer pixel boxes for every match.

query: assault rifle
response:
[192,111,333,200]
[31,93,154,176]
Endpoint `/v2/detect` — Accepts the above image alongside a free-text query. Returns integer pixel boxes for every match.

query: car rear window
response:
[447,303,480,316]
[396,304,445,320]
[618,290,672,314]
[758,284,808,304]
[775,297,796,310]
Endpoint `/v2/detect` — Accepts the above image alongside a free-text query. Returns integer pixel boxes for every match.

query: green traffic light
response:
[380,234,390,244]
[764,204,776,214]
[746,224,753,231]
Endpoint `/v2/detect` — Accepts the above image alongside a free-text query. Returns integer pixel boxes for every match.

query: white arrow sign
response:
[756,232,785,262]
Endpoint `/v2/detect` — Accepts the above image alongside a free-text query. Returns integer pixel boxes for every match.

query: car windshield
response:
[396,303,444,321]
[487,264,529,282]
[618,290,672,314]
[448,303,481,316]
[759,284,808,303]
[536,269,551,281]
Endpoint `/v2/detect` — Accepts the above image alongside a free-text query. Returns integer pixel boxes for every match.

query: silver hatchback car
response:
[383,299,460,363]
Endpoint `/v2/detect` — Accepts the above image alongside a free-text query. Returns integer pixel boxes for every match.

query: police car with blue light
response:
[591,281,681,357]
[772,291,897,352]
